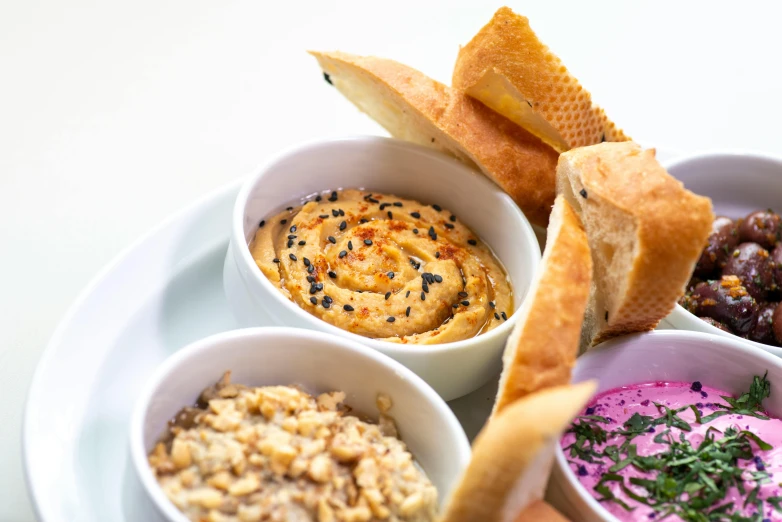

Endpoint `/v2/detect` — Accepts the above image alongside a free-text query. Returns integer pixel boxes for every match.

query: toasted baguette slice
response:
[515,500,569,522]
[453,7,629,153]
[557,142,714,348]
[439,381,596,522]
[310,51,559,226]
[494,196,591,415]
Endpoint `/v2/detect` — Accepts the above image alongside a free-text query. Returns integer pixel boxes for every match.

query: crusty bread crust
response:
[556,142,714,347]
[494,196,591,415]
[310,51,559,226]
[439,381,596,522]
[453,7,629,153]
[514,500,569,522]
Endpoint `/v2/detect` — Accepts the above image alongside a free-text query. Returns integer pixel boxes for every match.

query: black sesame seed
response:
[323,294,331,303]
[434,274,443,283]
[461,300,470,306]
[422,282,429,293]
[494,312,500,320]
[328,271,337,279]
[359,218,368,224]
[339,250,347,258]
[343,304,354,312]
[458,291,468,298]
[453,303,459,309]
[322,300,331,308]
[411,212,421,219]
[309,286,318,295]
[286,207,293,211]
[380,203,389,210]
[501,312,507,321]
[328,236,336,244]
[449,215,456,222]
[428,226,437,240]
[406,306,411,317]
[405,290,410,297]
[290,225,297,233]
[444,223,454,229]
[280,219,288,225]
[315,195,322,202]
[467,239,477,246]
[387,272,394,279]
[413,228,419,234]
[287,234,297,239]
[259,220,266,228]
[435,252,440,258]
[328,191,338,202]
[332,209,339,217]
[339,221,347,230]
[287,239,294,248]
[432,204,442,212]
[420,292,426,301]
[307,264,314,273]
[303,257,311,266]
[691,381,703,392]
[367,197,379,204]
[298,240,306,246]
[425,273,435,284]
[272,258,280,263]
[348,241,353,250]
[393,202,403,207]
[319,214,329,219]
[323,72,332,85]
[387,211,393,219]
[339,209,345,216]
[306,276,315,283]
[579,189,588,199]
[489,301,496,308]
[385,292,391,300]
[364,239,373,246]
[289,253,297,261]
[387,316,395,322]
[310,296,318,304]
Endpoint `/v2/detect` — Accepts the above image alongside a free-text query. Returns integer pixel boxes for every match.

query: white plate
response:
[23,147,677,521]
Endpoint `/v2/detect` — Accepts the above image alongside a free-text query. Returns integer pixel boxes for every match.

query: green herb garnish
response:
[566,373,776,521]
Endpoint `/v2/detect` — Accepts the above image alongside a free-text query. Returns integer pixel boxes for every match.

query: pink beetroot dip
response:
[561,380,782,521]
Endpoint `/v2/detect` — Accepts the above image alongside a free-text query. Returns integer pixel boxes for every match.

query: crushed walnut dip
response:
[148,373,437,522]
[249,189,513,344]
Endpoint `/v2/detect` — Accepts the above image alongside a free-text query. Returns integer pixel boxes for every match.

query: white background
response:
[2,1,781,519]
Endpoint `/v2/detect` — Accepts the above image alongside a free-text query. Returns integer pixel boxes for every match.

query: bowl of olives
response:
[665,151,782,354]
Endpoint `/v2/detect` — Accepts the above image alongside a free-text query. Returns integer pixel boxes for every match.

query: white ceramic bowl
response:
[663,151,782,355]
[130,327,471,522]
[547,330,782,521]
[223,136,541,400]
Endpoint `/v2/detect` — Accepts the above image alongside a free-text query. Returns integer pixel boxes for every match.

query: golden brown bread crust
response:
[310,50,559,226]
[453,7,629,153]
[439,381,596,522]
[556,142,714,347]
[514,500,570,522]
[494,196,591,414]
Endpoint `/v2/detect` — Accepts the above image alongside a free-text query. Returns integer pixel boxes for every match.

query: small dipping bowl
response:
[223,136,541,400]
[547,330,782,521]
[663,151,782,355]
[129,327,471,522]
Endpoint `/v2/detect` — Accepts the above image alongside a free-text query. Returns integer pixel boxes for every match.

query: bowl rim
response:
[662,149,782,357]
[230,135,542,356]
[554,329,782,520]
[129,326,472,522]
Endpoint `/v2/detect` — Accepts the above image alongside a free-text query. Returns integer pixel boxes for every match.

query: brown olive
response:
[774,303,782,344]
[772,244,782,289]
[722,242,775,300]
[690,278,758,335]
[748,303,780,346]
[694,216,739,278]
[738,210,781,249]
[700,316,733,333]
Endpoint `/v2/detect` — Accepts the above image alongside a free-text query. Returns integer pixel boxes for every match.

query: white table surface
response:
[2,1,782,520]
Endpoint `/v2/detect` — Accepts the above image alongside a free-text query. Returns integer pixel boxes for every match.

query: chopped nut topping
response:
[148,373,436,521]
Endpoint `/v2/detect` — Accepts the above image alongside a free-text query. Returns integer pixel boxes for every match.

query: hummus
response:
[250,189,512,344]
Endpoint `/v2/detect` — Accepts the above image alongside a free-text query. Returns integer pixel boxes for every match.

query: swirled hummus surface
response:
[250,189,512,344]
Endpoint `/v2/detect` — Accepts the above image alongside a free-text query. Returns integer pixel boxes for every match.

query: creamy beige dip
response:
[250,189,513,344]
